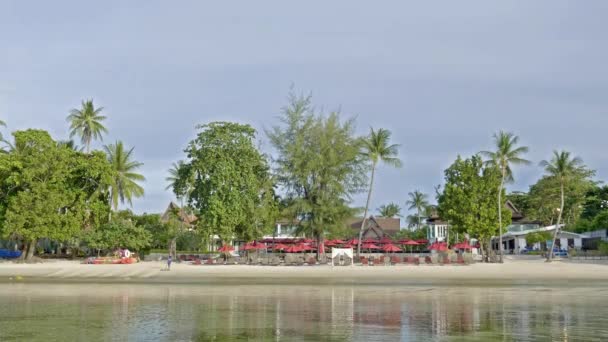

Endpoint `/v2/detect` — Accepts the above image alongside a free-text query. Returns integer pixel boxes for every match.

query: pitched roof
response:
[161,202,197,225]
[349,216,401,237]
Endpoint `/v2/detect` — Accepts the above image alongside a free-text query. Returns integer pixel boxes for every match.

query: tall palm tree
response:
[540,150,587,262]
[357,128,401,257]
[104,141,145,212]
[377,202,402,218]
[406,190,429,231]
[67,99,108,153]
[481,131,530,262]
[0,119,5,151]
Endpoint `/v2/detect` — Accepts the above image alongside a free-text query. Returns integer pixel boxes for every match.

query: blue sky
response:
[1,1,607,215]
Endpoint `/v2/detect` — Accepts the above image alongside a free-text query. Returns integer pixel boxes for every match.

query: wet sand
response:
[1,258,607,286]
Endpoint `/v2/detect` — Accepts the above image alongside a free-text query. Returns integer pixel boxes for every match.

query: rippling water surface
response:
[0,283,607,341]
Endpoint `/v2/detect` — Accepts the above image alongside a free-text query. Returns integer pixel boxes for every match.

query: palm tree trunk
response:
[357,162,376,259]
[25,240,37,260]
[498,171,505,263]
[547,181,564,262]
[417,208,421,232]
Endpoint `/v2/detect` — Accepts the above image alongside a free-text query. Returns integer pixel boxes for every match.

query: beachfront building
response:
[426,210,449,243]
[348,216,401,239]
[494,224,585,254]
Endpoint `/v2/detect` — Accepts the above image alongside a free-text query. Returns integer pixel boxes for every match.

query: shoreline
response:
[1,259,607,286]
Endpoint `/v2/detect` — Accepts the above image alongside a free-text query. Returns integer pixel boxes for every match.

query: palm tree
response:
[540,150,587,262]
[357,128,401,257]
[406,191,429,231]
[0,119,6,151]
[481,131,530,262]
[377,203,402,218]
[104,141,145,212]
[67,100,108,153]
[57,140,84,152]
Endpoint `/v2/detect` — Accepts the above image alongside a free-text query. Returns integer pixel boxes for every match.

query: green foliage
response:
[0,130,113,256]
[406,190,429,229]
[599,241,608,255]
[393,227,427,241]
[506,192,530,215]
[377,203,402,217]
[581,185,608,220]
[82,219,151,252]
[66,99,108,152]
[104,141,145,210]
[182,122,278,242]
[267,92,366,244]
[525,231,552,246]
[480,131,530,183]
[437,155,508,261]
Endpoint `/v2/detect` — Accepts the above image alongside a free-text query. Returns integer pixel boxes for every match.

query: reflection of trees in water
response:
[0,285,606,341]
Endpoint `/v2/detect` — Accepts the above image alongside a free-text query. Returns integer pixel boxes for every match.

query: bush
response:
[599,241,608,255]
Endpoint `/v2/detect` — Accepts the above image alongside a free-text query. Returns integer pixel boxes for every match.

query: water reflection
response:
[0,284,607,341]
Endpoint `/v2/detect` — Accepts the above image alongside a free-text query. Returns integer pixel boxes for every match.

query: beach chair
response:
[425,256,433,265]
[373,257,382,266]
[307,257,317,266]
[205,258,214,265]
[360,256,369,266]
[441,255,451,265]
[192,259,202,265]
[456,254,465,265]
[390,256,400,265]
[407,256,420,265]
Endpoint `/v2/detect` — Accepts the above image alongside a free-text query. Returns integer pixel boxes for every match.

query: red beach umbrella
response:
[416,239,429,244]
[454,241,473,250]
[273,243,289,251]
[298,243,313,252]
[284,245,302,253]
[254,243,268,250]
[218,245,234,253]
[348,238,360,245]
[362,238,378,244]
[333,239,346,244]
[382,244,402,253]
[403,240,420,246]
[243,243,256,251]
[362,243,380,250]
[379,237,393,244]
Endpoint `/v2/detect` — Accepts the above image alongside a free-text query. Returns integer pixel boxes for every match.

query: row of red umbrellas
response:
[217,239,474,254]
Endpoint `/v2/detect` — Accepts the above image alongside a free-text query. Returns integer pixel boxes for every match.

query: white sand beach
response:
[1,258,607,285]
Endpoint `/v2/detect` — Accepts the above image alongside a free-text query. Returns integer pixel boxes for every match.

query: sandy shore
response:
[1,258,607,286]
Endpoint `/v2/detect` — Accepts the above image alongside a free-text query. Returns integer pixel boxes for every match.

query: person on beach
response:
[167,255,172,271]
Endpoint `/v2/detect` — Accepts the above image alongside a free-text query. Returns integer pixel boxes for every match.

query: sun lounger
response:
[390,256,401,265]
[360,257,369,266]
[205,258,214,265]
[307,257,317,266]
[373,257,382,266]
[406,256,420,265]
[425,256,434,265]
[192,259,202,265]
[441,255,451,265]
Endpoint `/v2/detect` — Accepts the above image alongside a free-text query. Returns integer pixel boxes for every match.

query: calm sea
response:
[0,283,606,341]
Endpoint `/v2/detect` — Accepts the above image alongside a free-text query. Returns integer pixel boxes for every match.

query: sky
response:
[1,1,607,216]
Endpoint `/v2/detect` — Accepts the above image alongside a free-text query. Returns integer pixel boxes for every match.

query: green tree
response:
[481,131,530,262]
[540,150,594,261]
[377,202,402,218]
[268,93,366,259]
[67,99,108,153]
[0,130,113,259]
[581,185,608,220]
[181,122,278,244]
[525,231,552,249]
[357,128,401,257]
[104,141,145,212]
[438,155,508,262]
[82,219,151,254]
[406,190,429,231]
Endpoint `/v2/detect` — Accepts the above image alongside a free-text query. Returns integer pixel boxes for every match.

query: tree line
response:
[1,93,605,263]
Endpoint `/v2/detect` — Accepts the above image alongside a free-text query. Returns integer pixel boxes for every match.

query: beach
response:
[1,258,607,285]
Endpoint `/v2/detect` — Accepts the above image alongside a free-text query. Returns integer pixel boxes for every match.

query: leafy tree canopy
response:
[0,130,113,256]
[437,155,508,261]
[267,93,366,244]
[181,122,278,242]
